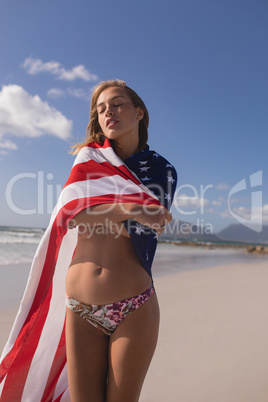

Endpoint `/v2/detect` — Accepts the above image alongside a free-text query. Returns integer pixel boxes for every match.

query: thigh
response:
[65,307,109,402]
[106,292,160,402]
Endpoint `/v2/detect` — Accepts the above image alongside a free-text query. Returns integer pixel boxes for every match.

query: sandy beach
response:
[1,248,268,401]
[140,260,268,402]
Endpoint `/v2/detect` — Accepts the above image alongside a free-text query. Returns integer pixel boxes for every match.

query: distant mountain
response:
[160,219,268,245]
[217,224,268,244]
[160,219,221,243]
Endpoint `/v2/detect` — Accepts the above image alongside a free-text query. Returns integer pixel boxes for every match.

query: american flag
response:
[0,139,176,401]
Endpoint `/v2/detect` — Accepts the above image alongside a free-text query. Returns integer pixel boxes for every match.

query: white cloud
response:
[0,84,73,150]
[47,88,66,98]
[215,183,230,190]
[207,208,215,213]
[23,57,98,82]
[47,87,90,101]
[220,204,268,222]
[47,88,90,101]
[0,149,11,155]
[239,205,268,222]
[67,87,90,100]
[212,200,222,206]
[175,194,210,208]
[0,139,18,150]
[220,209,230,218]
[228,196,245,205]
[263,204,268,213]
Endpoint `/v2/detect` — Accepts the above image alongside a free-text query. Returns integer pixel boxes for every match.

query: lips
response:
[106,118,118,127]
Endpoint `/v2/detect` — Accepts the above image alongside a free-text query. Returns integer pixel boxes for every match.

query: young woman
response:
[0,79,176,402]
[65,80,177,401]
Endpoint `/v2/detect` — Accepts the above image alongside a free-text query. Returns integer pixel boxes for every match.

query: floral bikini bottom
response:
[65,282,155,336]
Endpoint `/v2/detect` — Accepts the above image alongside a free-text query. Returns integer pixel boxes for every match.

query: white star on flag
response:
[153,152,160,158]
[141,176,151,181]
[167,176,175,183]
[139,161,147,165]
[140,166,150,172]
[135,224,145,235]
[165,192,171,202]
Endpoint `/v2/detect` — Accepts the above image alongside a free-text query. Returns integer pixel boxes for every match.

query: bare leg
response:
[65,307,109,402]
[106,293,160,402]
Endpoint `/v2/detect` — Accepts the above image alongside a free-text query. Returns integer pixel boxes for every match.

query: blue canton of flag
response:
[123,145,177,277]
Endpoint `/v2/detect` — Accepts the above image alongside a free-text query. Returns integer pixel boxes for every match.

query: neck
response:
[113,137,139,161]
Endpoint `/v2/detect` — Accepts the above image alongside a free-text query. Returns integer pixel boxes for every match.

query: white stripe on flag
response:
[52,363,69,401]
[73,145,124,168]
[0,375,6,395]
[21,230,76,401]
[51,175,146,219]
[56,386,71,402]
[72,147,158,200]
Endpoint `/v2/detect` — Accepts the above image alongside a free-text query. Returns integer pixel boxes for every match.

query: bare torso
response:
[65,224,151,305]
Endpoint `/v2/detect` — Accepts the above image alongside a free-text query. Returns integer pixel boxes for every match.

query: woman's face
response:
[96,86,144,144]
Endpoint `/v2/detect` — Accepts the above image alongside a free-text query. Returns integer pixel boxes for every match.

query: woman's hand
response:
[68,219,77,229]
[133,204,172,235]
[66,202,172,235]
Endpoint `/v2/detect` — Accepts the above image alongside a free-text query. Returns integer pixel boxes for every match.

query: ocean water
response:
[152,241,268,276]
[0,225,266,271]
[0,226,45,266]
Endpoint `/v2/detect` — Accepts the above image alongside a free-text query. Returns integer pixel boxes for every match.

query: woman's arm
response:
[68,203,171,235]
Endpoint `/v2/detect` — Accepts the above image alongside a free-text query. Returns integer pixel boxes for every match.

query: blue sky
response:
[0,0,267,234]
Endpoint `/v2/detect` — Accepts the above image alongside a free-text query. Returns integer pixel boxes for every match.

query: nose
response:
[105,105,114,116]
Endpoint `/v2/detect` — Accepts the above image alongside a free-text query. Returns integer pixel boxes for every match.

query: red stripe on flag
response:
[41,322,66,402]
[55,192,161,228]
[0,284,53,401]
[63,160,141,189]
[53,390,66,402]
[86,139,111,149]
[0,221,68,398]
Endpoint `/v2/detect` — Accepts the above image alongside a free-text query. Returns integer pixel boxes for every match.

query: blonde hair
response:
[71,79,149,154]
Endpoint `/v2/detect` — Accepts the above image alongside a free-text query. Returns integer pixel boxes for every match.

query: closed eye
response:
[98,104,122,113]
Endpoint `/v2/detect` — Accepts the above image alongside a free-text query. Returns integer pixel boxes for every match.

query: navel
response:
[95,265,103,275]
